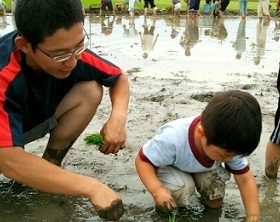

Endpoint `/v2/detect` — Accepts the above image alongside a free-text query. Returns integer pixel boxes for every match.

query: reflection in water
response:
[252,18,270,65]
[1,15,280,221]
[100,15,115,36]
[170,17,181,39]
[139,16,159,59]
[209,17,228,43]
[123,16,138,38]
[272,20,280,41]
[232,17,246,59]
[179,15,200,57]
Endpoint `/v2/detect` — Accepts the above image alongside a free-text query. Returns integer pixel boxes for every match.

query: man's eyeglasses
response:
[36,29,90,63]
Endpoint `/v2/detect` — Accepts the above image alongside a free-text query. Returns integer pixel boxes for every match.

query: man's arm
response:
[234,170,260,222]
[100,71,130,154]
[0,147,124,221]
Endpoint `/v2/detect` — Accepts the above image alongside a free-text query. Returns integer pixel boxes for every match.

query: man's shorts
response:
[24,115,57,145]
[157,165,231,207]
[101,0,114,11]
[257,1,270,17]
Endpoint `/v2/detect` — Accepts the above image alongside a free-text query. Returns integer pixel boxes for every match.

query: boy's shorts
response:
[24,115,57,145]
[174,3,182,11]
[157,165,231,207]
[270,63,280,144]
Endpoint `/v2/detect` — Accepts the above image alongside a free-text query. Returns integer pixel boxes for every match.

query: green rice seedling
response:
[169,210,178,222]
[84,133,104,147]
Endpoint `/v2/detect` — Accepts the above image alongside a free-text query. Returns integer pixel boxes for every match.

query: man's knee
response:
[76,81,103,103]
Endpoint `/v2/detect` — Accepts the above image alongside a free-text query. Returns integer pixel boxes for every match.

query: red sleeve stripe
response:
[80,50,121,76]
[0,50,21,147]
[225,164,250,175]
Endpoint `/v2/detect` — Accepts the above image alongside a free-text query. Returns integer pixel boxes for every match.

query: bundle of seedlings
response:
[84,133,104,148]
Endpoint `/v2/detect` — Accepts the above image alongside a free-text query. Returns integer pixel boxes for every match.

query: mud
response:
[0,14,279,221]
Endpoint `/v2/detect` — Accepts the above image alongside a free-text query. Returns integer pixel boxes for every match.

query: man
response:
[0,0,6,18]
[0,0,129,221]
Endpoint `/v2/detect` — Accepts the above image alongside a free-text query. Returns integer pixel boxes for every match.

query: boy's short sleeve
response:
[225,155,250,175]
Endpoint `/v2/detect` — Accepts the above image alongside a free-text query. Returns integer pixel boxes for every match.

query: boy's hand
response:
[153,187,177,213]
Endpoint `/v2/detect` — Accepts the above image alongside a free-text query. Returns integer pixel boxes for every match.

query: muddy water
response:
[0,14,280,221]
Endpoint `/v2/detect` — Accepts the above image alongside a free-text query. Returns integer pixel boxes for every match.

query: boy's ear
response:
[15,36,32,54]
[197,125,205,138]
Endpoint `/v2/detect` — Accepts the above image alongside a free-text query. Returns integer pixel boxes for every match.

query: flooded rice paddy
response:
[0,14,280,222]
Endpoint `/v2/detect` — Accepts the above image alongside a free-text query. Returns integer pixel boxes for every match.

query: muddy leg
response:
[43,81,103,166]
[193,165,231,209]
[265,141,280,178]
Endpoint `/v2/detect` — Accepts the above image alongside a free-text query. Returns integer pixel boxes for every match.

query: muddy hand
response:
[246,216,261,222]
[96,199,124,221]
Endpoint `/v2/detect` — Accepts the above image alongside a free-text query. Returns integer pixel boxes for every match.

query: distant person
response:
[221,0,230,14]
[143,0,157,17]
[100,0,116,16]
[239,0,248,18]
[189,0,201,16]
[0,0,6,23]
[135,90,262,222]
[277,0,280,12]
[232,17,246,59]
[211,0,222,18]
[257,0,271,21]
[128,0,137,18]
[139,17,159,59]
[173,0,182,18]
[265,65,280,179]
[0,0,129,221]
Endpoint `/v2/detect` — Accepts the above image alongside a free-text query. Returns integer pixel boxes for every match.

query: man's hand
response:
[89,183,125,221]
[96,199,124,221]
[99,117,126,155]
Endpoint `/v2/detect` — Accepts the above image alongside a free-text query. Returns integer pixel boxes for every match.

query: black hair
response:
[14,0,84,47]
[201,90,262,156]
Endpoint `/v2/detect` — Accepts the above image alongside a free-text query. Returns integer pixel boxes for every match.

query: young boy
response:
[135,90,261,221]
[172,0,182,17]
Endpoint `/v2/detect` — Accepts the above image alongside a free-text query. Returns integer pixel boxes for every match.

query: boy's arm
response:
[135,153,177,213]
[233,170,260,222]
